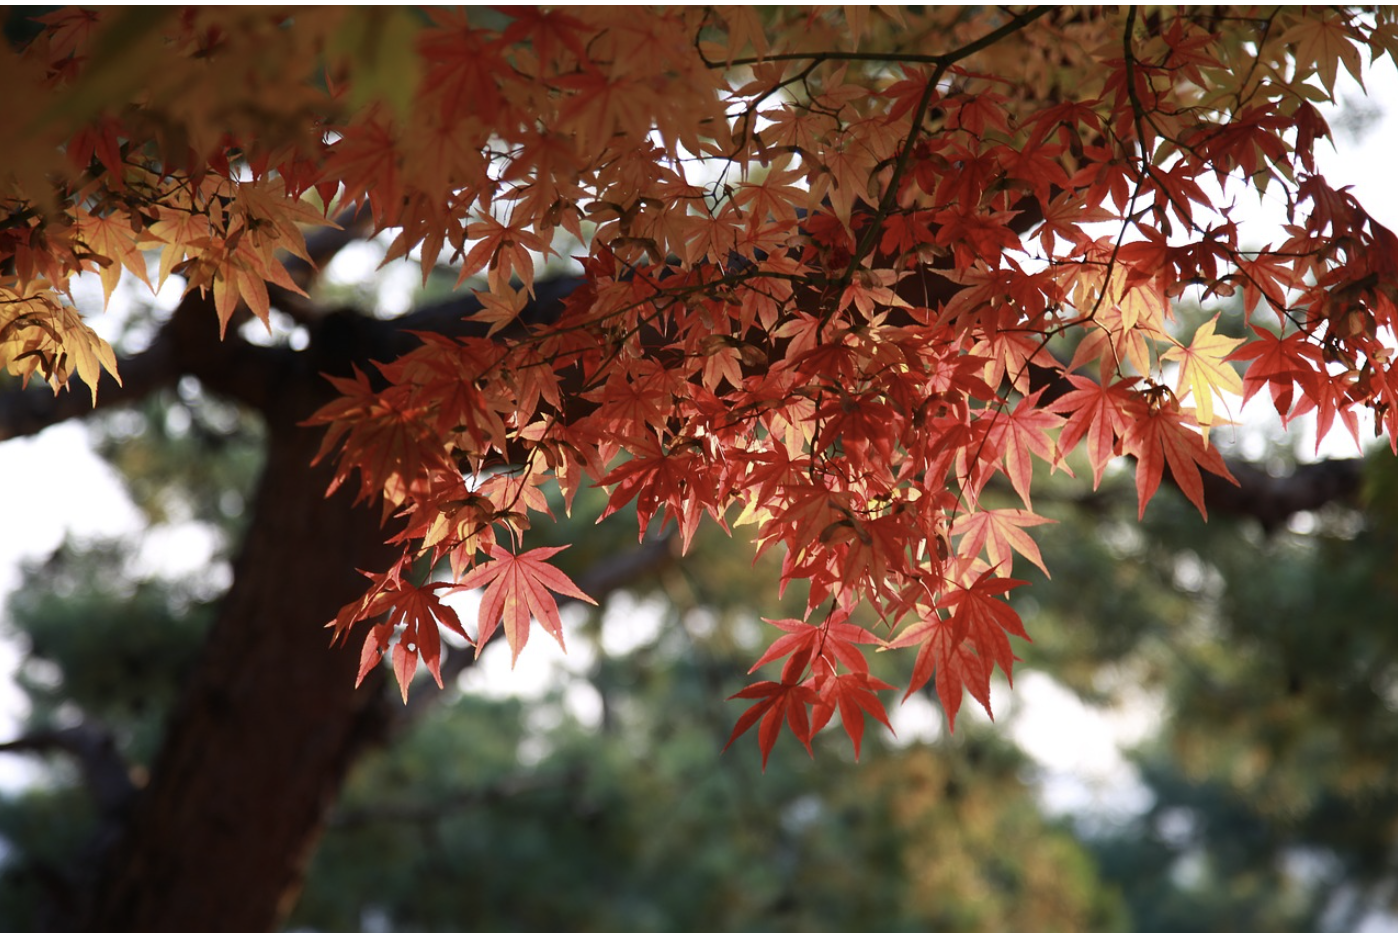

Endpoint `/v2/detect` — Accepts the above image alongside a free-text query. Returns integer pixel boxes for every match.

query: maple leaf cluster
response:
[7,7,1398,762]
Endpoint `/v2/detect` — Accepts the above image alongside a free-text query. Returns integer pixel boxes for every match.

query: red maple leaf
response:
[942,569,1028,677]
[951,508,1054,577]
[1051,375,1143,487]
[886,615,994,731]
[454,544,597,664]
[1123,402,1238,519]
[598,437,725,552]
[344,576,470,703]
[722,677,820,770]
[984,390,1064,507]
[1227,325,1324,422]
[809,672,896,760]
[748,615,883,681]
[386,581,469,700]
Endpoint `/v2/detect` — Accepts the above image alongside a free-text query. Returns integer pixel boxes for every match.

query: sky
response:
[2,64,1398,811]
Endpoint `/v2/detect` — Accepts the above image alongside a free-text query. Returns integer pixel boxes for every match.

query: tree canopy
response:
[5,6,1398,765]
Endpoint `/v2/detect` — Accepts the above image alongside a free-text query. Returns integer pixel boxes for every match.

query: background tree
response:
[0,414,1125,931]
[2,6,1397,932]
[1080,456,1398,933]
[6,316,1398,933]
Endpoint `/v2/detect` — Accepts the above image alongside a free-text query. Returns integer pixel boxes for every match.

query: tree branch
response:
[0,332,179,441]
[0,288,306,440]
[1,210,381,442]
[714,6,1054,69]
[1201,457,1364,532]
[1022,355,1367,529]
[0,723,137,816]
[1049,455,1367,531]
[328,768,582,830]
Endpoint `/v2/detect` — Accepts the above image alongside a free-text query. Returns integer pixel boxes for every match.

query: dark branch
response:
[329,768,581,829]
[0,332,179,441]
[1023,353,1367,529]
[0,212,380,441]
[1202,457,1364,532]
[0,723,137,816]
[0,289,304,440]
[714,6,1054,69]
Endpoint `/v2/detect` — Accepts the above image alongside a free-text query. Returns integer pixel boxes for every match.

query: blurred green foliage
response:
[3,371,1398,931]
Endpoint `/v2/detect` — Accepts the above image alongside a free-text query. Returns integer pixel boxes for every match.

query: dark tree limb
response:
[0,292,294,441]
[0,723,136,817]
[1202,457,1365,532]
[1023,354,1369,529]
[328,769,583,830]
[1051,454,1367,530]
[0,335,178,441]
[0,723,139,931]
[49,270,673,933]
[1,215,378,442]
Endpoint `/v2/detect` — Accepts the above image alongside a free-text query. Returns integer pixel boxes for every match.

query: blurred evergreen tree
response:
[6,383,1398,932]
[1018,450,1398,932]
[0,391,1123,932]
[2,276,1392,933]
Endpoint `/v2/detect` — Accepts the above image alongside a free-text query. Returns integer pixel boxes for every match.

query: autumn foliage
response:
[6,7,1398,765]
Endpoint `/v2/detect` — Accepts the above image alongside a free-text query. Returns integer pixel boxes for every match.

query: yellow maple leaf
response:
[147,208,214,290]
[48,302,121,403]
[0,283,120,402]
[1163,316,1243,434]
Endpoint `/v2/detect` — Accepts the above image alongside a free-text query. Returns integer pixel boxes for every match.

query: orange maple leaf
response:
[459,214,551,295]
[74,213,152,305]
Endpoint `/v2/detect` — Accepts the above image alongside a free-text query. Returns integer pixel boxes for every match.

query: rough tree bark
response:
[0,270,658,932]
[66,307,399,933]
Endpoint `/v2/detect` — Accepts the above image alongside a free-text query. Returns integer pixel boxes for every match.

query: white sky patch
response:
[133,523,230,598]
[450,594,606,759]
[1007,670,1158,819]
[0,423,144,773]
[0,423,144,594]
[448,588,670,735]
[597,591,667,656]
[886,690,945,745]
[448,588,595,693]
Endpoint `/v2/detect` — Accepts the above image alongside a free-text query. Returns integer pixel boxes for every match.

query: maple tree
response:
[5,5,1398,776]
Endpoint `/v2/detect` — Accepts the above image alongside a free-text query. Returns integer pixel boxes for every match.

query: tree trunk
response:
[76,374,396,933]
